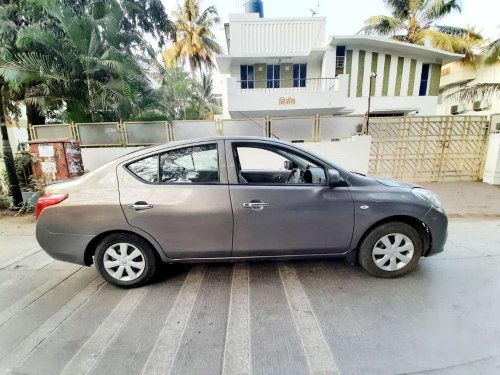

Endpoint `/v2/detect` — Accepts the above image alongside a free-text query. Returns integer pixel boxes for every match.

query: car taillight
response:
[36,193,69,220]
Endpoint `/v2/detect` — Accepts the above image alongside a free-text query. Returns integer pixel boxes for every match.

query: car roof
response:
[123,136,292,156]
[112,136,348,175]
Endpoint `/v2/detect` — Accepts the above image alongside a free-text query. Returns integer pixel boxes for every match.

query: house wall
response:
[78,137,373,175]
[228,14,326,56]
[217,14,461,118]
[484,133,500,185]
[329,46,442,101]
[437,61,500,117]
[225,46,443,117]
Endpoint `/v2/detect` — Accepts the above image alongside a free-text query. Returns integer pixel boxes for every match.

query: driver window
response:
[160,144,219,184]
[235,145,326,185]
[238,147,288,170]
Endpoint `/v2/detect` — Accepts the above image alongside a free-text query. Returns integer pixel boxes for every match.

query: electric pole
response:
[0,87,23,207]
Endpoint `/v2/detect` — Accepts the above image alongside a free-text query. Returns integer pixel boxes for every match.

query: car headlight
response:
[412,188,441,208]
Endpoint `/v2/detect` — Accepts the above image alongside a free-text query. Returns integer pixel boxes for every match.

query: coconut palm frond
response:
[420,0,462,22]
[383,0,411,19]
[484,38,500,65]
[358,15,404,36]
[446,83,500,103]
[412,28,480,66]
[164,0,222,76]
[359,0,482,65]
[0,52,70,83]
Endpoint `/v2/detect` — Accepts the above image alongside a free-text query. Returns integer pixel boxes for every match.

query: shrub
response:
[0,195,12,209]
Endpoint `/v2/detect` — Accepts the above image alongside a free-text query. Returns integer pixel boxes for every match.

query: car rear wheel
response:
[95,233,157,288]
[358,222,422,278]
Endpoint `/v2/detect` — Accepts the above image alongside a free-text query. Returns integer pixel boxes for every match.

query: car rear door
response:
[117,140,233,259]
[226,140,355,257]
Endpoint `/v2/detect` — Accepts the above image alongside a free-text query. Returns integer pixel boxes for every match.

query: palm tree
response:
[446,35,500,103]
[0,0,47,126]
[0,0,152,122]
[359,0,483,63]
[195,73,220,118]
[163,0,223,76]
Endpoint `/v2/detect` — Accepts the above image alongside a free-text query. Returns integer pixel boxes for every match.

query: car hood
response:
[375,178,417,189]
[348,172,419,190]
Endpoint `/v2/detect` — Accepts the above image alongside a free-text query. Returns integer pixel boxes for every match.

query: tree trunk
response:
[0,82,23,206]
[26,103,46,126]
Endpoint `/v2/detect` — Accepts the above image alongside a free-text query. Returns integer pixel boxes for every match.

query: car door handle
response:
[243,201,270,211]
[127,202,154,211]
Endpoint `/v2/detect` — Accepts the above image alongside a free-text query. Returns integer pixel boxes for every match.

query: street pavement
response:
[0,215,500,374]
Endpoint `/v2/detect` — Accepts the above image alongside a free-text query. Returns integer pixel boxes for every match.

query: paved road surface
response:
[0,216,500,374]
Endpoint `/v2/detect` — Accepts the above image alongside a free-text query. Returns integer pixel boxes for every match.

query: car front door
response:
[117,140,233,259]
[226,140,355,257]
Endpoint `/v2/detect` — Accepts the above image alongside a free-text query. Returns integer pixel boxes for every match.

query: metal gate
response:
[368,116,490,182]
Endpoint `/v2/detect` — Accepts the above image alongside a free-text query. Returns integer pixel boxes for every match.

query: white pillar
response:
[483,133,500,185]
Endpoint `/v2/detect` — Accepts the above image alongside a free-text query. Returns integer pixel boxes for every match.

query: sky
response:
[162,0,500,94]
[163,0,500,53]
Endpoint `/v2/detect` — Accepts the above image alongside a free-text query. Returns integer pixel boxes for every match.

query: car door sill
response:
[164,251,352,263]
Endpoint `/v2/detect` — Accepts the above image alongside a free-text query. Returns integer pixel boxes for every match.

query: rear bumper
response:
[423,206,448,256]
[36,221,94,265]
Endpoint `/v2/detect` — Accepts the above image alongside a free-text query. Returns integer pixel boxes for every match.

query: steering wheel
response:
[162,166,188,182]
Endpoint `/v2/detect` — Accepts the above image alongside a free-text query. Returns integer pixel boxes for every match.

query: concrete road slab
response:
[0,217,499,375]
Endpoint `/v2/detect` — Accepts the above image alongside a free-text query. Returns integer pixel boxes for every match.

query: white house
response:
[216,12,463,119]
[437,60,500,118]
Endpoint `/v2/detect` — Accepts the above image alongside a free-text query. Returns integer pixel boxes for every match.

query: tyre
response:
[358,222,422,278]
[94,233,157,288]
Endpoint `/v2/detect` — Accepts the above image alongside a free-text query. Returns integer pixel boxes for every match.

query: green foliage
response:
[0,0,158,122]
[358,0,483,64]
[0,0,220,123]
[132,62,221,121]
[14,152,33,187]
[484,38,500,65]
[0,194,12,209]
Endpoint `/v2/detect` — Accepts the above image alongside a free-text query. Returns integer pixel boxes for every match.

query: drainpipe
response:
[365,72,377,134]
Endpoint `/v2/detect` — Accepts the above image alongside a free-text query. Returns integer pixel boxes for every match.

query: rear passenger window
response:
[127,155,159,183]
[160,144,219,183]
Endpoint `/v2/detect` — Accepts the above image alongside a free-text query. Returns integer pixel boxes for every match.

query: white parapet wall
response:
[483,133,500,185]
[81,147,144,172]
[79,137,373,175]
[298,136,372,175]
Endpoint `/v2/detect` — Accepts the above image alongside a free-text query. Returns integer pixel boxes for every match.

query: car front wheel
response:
[94,233,157,288]
[358,222,423,278]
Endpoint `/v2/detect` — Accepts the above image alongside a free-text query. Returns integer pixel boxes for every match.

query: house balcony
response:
[226,75,350,118]
[439,68,476,89]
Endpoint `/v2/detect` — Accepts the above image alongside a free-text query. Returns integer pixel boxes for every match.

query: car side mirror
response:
[327,169,341,187]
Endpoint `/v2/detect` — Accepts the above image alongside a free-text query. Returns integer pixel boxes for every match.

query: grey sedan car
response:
[36,137,447,288]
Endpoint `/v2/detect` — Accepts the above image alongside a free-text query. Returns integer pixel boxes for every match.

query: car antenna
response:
[235,110,281,140]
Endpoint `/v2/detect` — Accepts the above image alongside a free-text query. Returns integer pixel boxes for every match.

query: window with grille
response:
[419,63,430,96]
[267,64,281,88]
[240,65,254,89]
[293,64,307,87]
[335,46,346,76]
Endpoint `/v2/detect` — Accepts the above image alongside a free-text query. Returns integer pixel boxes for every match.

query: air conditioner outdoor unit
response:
[473,100,489,111]
[450,104,464,115]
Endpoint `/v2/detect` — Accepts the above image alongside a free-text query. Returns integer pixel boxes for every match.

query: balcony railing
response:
[237,77,340,93]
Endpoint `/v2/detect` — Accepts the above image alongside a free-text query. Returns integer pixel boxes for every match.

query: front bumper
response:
[36,220,94,265]
[422,206,448,256]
